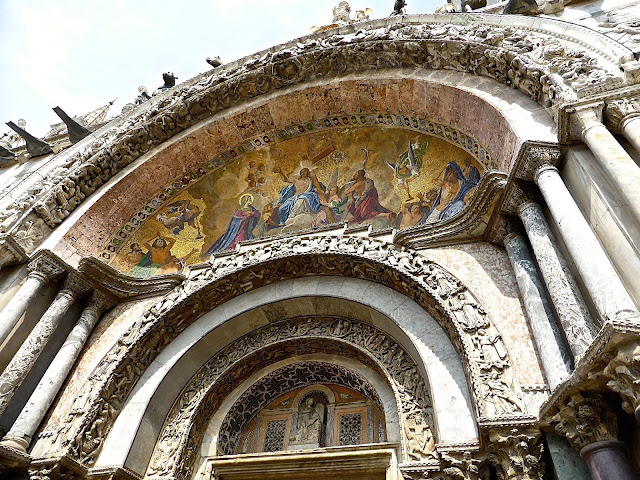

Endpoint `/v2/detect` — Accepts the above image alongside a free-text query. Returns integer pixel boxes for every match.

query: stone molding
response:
[551,392,618,452]
[0,15,633,261]
[35,235,526,473]
[605,95,640,132]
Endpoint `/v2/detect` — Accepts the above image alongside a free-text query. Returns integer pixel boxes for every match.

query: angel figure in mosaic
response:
[387,140,427,200]
[315,168,348,225]
[156,199,203,238]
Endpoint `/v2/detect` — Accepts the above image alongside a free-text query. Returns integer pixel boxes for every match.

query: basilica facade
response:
[1,2,640,479]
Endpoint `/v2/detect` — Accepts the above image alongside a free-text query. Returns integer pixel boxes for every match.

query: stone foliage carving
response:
[41,235,523,471]
[551,392,618,451]
[147,317,434,479]
[27,253,66,283]
[218,360,383,454]
[605,96,640,132]
[513,144,562,183]
[0,17,625,257]
[488,428,544,480]
[598,341,640,416]
[400,449,487,480]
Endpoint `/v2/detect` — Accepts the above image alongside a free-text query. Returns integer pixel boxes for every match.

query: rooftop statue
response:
[158,72,178,91]
[333,1,351,23]
[391,0,407,15]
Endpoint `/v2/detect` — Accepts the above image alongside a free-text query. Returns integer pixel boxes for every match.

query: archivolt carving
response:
[217,360,384,455]
[41,235,523,470]
[1,16,627,256]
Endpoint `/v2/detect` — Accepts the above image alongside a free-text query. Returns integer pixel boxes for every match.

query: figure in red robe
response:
[344,169,391,224]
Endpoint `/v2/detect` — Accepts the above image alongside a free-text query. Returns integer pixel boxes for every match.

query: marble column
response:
[535,166,638,323]
[504,232,572,388]
[0,258,65,347]
[551,392,636,480]
[0,274,89,417]
[573,107,640,230]
[0,293,111,452]
[517,200,595,359]
[606,97,640,158]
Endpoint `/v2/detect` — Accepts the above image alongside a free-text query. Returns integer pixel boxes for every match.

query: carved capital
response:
[440,450,488,480]
[599,340,640,417]
[559,103,605,143]
[0,235,29,269]
[61,273,92,299]
[605,97,640,133]
[486,215,522,246]
[514,143,562,182]
[488,428,544,480]
[501,183,538,216]
[27,252,66,283]
[551,392,618,451]
[86,290,117,315]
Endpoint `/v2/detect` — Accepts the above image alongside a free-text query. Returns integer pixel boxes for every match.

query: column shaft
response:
[2,303,104,450]
[518,202,595,359]
[0,288,76,416]
[0,273,47,346]
[577,110,640,232]
[580,441,638,480]
[535,167,638,323]
[620,116,640,155]
[504,233,572,388]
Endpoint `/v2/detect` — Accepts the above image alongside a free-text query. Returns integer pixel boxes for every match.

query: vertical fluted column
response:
[514,197,595,359]
[0,257,65,346]
[0,274,89,417]
[551,392,636,480]
[1,292,112,452]
[535,166,638,323]
[606,97,640,159]
[573,106,640,230]
[504,231,572,388]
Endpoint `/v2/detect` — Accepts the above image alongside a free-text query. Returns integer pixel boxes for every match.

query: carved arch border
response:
[49,235,527,471]
[145,317,431,479]
[10,13,633,248]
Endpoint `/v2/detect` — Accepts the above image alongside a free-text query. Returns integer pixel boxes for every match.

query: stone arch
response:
[45,235,526,473]
[144,317,435,479]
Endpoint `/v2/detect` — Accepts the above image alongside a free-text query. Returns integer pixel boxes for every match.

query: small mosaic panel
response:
[105,112,491,276]
[263,420,287,452]
[339,413,362,446]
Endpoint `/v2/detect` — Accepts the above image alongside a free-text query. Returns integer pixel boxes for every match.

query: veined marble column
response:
[606,97,640,159]
[516,199,595,359]
[0,257,65,346]
[0,274,89,417]
[504,232,572,388]
[535,166,638,323]
[552,392,636,480]
[573,107,640,230]
[0,293,111,452]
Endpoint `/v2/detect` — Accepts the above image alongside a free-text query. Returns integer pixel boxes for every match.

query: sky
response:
[0,0,440,139]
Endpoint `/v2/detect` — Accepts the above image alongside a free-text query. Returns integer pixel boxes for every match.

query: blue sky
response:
[0,0,440,138]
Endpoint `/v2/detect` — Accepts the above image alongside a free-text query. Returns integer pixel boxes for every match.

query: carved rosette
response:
[0,17,624,256]
[488,428,544,480]
[605,96,640,132]
[43,236,524,473]
[550,392,618,452]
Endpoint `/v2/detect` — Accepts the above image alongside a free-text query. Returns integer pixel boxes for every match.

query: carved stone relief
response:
[488,428,544,480]
[605,96,640,132]
[36,236,523,474]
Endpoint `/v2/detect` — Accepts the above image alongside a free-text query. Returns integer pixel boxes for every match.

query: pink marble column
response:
[580,441,638,480]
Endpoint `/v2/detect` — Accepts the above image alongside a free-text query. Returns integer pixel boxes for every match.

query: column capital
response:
[594,340,640,421]
[551,392,618,452]
[486,215,522,246]
[27,252,66,284]
[488,427,544,480]
[513,142,562,182]
[85,290,117,315]
[60,273,92,299]
[0,235,29,270]
[605,96,640,133]
[560,102,605,143]
[501,183,538,216]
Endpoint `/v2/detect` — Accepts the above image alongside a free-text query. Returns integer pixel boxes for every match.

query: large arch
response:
[33,235,532,476]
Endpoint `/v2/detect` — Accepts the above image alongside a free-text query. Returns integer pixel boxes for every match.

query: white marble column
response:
[0,293,111,451]
[535,166,639,324]
[574,107,640,230]
[606,98,640,157]
[504,232,572,388]
[517,201,595,359]
[0,274,89,417]
[0,258,64,347]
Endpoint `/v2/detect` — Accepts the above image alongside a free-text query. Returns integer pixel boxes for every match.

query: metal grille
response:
[263,420,287,452]
[378,420,385,442]
[338,413,362,445]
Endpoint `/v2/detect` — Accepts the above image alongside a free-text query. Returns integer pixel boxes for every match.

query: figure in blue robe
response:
[204,194,260,256]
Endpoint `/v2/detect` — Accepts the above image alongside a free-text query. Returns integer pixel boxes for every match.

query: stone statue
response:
[333,1,351,23]
[391,0,407,15]
[158,72,178,91]
[461,0,487,11]
[207,56,223,68]
[292,397,324,444]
